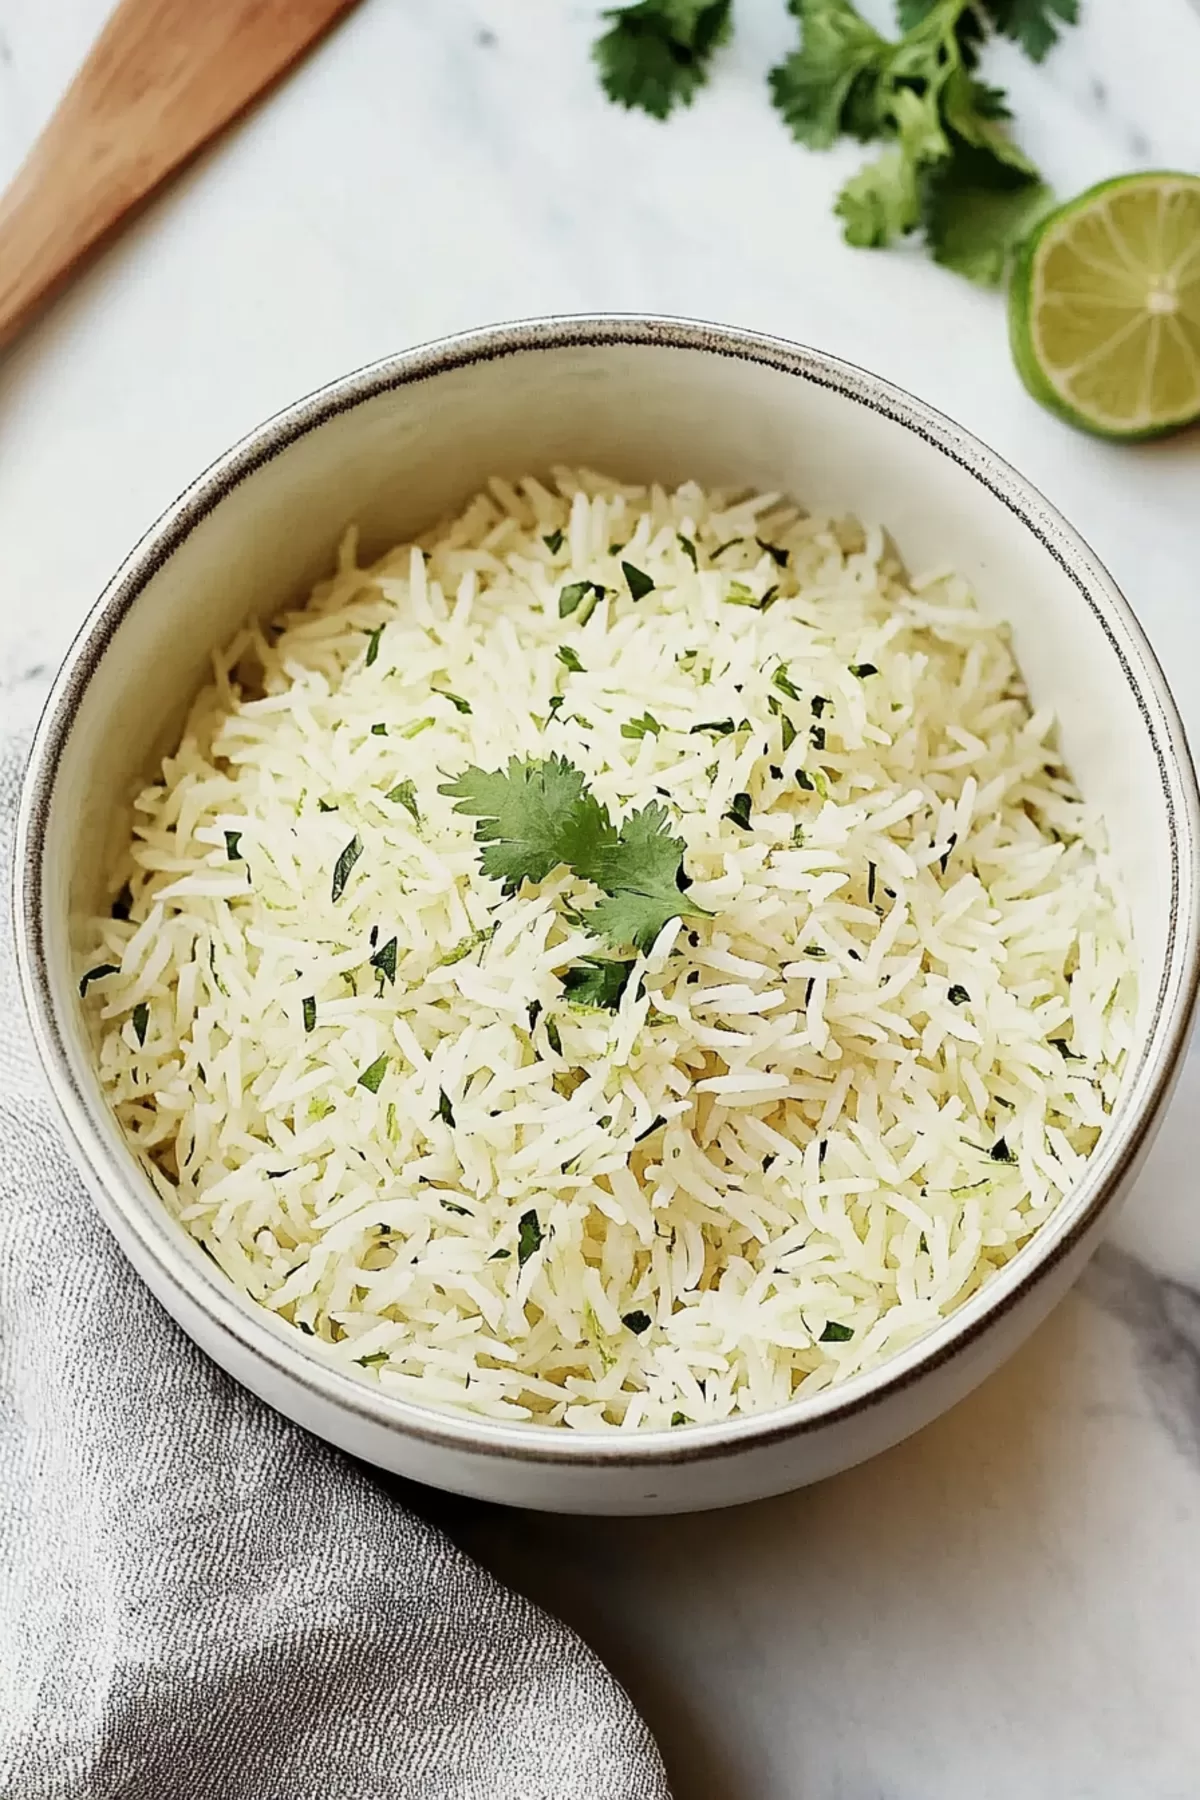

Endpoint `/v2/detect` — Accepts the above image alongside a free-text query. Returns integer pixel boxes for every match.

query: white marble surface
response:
[3,0,1200,1794]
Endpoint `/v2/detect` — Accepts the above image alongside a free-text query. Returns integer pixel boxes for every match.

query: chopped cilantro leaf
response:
[318,797,338,813]
[543,528,565,553]
[635,1114,667,1143]
[622,561,655,601]
[437,1088,456,1127]
[131,1002,149,1046]
[690,719,736,737]
[371,723,387,737]
[724,791,753,831]
[370,936,398,988]
[488,1248,511,1261]
[557,644,585,673]
[364,623,385,667]
[399,717,435,739]
[671,1410,687,1425]
[773,667,803,703]
[79,963,120,997]
[990,1136,1016,1163]
[850,662,878,677]
[948,983,970,1006]
[820,1320,854,1343]
[331,835,363,903]
[437,691,472,715]
[545,1017,563,1056]
[678,534,698,567]
[387,780,420,824]
[621,712,662,739]
[867,861,877,904]
[622,1309,652,1335]
[357,1054,388,1093]
[562,956,635,1010]
[559,579,604,621]
[302,995,317,1033]
[224,830,242,861]
[517,1209,543,1265]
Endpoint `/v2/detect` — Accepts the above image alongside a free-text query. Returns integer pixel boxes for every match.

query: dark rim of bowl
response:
[15,314,1200,1468]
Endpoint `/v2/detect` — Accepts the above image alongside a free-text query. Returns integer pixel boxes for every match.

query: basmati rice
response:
[79,470,1136,1429]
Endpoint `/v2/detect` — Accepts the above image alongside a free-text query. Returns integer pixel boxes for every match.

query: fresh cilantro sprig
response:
[594,0,734,120]
[440,754,707,954]
[592,0,1078,283]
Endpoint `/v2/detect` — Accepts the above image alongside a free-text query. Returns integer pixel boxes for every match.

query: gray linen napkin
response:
[0,732,670,1800]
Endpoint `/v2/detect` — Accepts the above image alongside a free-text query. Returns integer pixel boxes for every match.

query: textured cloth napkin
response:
[0,731,670,1800]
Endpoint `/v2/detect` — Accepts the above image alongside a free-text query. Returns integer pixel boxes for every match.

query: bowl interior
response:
[21,319,1196,1445]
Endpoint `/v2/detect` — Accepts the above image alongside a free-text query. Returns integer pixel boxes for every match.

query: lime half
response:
[1009,171,1200,440]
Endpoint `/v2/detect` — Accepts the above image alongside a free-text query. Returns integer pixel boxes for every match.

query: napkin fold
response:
[0,735,670,1800]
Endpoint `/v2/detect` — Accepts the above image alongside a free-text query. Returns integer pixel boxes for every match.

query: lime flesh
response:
[1009,172,1200,440]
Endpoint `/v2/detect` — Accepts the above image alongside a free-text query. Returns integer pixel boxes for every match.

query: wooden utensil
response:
[0,0,363,350]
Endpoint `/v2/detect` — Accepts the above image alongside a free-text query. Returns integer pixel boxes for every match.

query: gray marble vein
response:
[1083,1243,1200,1467]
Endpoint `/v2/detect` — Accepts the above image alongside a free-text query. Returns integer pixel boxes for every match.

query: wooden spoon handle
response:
[0,0,362,349]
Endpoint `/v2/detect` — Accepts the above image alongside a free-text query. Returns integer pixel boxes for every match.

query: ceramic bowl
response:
[15,316,1200,1514]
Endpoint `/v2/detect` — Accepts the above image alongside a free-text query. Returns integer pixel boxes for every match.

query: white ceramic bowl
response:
[15,316,1200,1514]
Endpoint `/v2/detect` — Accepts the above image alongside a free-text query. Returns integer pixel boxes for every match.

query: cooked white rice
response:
[80,469,1136,1430]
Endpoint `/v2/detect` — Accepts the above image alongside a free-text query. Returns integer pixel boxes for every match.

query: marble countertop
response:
[3,0,1199,1794]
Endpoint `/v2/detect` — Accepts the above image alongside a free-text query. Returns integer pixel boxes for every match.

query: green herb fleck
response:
[635,1113,667,1143]
[621,712,662,740]
[437,1088,456,1127]
[131,1002,149,1046]
[622,561,655,601]
[371,722,387,737]
[546,1017,563,1056]
[678,534,698,568]
[358,1054,388,1093]
[318,798,338,812]
[724,792,753,831]
[867,861,877,904]
[820,1320,854,1343]
[1049,1036,1083,1060]
[562,956,635,1010]
[543,528,565,553]
[79,963,120,998]
[939,832,958,875]
[438,691,472,715]
[365,623,385,667]
[690,719,736,737]
[948,983,970,1006]
[517,1209,544,1266]
[726,580,759,607]
[757,537,789,567]
[331,835,363,903]
[557,644,585,674]
[810,725,826,751]
[302,995,317,1033]
[370,936,398,988]
[622,1309,652,1335]
[387,780,420,824]
[357,1350,389,1367]
[850,662,878,678]
[224,830,242,861]
[488,1248,511,1261]
[399,716,435,740]
[990,1136,1015,1163]
[559,579,605,622]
